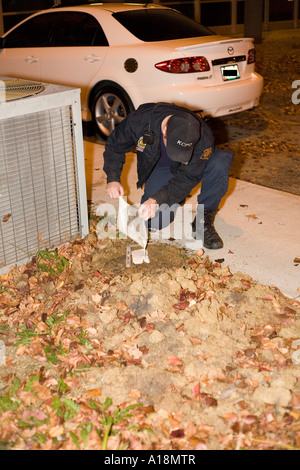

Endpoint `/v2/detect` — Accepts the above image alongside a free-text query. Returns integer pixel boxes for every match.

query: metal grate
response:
[0,84,88,271]
[0,79,45,101]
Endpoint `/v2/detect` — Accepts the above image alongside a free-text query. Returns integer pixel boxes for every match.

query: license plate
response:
[221,64,240,81]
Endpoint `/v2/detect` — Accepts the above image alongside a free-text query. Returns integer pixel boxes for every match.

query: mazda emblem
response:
[227,46,234,55]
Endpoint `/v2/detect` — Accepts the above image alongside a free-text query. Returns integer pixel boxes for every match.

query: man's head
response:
[165,112,201,164]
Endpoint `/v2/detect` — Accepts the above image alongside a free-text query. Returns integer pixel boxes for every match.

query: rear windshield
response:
[113,9,216,42]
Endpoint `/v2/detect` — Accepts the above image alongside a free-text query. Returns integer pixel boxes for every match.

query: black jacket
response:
[103,102,215,206]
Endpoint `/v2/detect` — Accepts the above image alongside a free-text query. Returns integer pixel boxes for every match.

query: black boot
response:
[192,209,223,249]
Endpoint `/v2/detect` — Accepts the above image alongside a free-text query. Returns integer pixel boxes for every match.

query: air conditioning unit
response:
[0,78,89,274]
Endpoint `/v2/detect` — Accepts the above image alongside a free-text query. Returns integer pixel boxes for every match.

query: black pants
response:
[141,148,233,230]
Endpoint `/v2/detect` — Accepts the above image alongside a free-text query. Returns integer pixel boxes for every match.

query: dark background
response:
[2,0,299,32]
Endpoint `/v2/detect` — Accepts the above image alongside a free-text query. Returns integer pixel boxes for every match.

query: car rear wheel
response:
[91,86,134,140]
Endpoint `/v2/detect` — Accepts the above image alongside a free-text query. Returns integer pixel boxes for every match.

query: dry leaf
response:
[189,336,202,345]
[173,301,189,310]
[241,279,251,288]
[167,355,183,366]
[192,383,200,397]
[128,389,141,399]
[2,213,11,223]
[85,388,102,397]
[170,429,185,438]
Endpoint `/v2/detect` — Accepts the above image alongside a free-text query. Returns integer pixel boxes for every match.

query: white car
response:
[0,3,263,139]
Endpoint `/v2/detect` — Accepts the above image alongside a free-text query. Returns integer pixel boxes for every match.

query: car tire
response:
[91,85,134,140]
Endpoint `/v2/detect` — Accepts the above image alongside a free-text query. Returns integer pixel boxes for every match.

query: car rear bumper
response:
[129,72,264,118]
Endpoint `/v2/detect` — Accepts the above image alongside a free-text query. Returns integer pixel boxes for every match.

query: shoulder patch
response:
[200,147,212,160]
[136,136,147,152]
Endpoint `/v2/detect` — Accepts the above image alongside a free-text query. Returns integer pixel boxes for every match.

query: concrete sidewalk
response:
[84,140,300,301]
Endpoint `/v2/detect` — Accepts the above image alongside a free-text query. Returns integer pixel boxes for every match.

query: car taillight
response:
[155,56,210,73]
[247,48,256,64]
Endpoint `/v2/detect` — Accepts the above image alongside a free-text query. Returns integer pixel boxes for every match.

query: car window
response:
[3,13,56,48]
[113,9,215,42]
[51,11,108,47]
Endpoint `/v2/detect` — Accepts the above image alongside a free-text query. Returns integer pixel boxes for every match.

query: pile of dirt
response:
[0,232,299,450]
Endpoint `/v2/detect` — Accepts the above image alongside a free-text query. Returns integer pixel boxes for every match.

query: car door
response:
[0,13,55,81]
[40,11,108,100]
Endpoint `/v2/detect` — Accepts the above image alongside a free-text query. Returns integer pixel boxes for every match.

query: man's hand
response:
[138,198,158,221]
[106,182,124,199]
